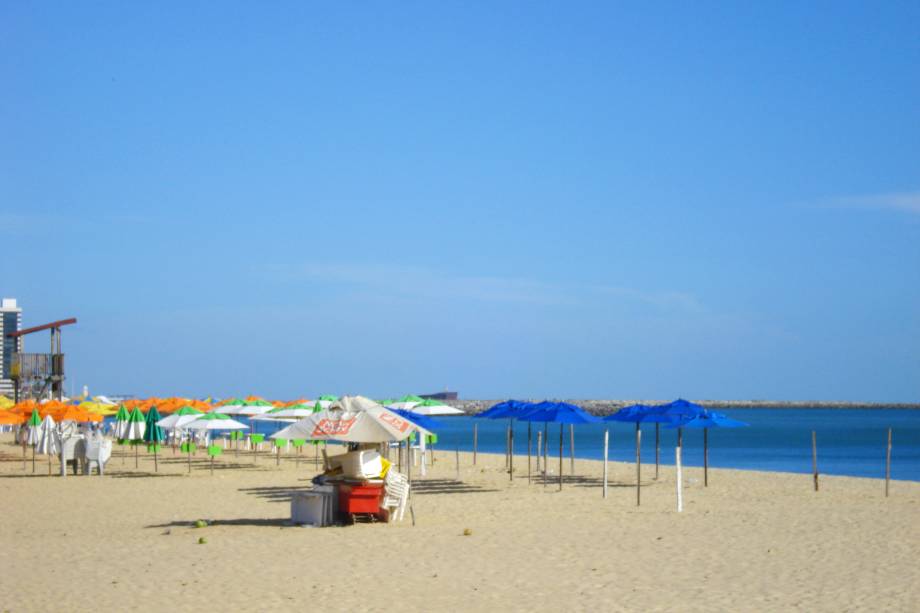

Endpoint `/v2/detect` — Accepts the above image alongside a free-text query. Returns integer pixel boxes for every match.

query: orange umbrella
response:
[0,410,24,425]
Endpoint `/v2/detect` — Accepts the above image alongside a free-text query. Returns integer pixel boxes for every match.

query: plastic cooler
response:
[337,483,384,515]
[337,450,384,479]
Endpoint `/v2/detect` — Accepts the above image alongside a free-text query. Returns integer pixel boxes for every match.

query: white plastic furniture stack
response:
[84,435,112,475]
[383,470,410,522]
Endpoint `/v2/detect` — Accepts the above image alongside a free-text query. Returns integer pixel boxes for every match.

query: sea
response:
[248,407,920,481]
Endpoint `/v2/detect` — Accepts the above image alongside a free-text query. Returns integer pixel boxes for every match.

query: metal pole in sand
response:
[473,423,477,465]
[636,424,641,506]
[676,444,683,512]
[542,423,548,488]
[603,429,609,500]
[703,428,709,487]
[527,422,532,484]
[558,423,563,491]
[536,430,542,474]
[812,431,819,492]
[655,423,660,480]
[509,420,514,481]
[569,424,575,474]
[885,428,892,497]
[455,446,460,481]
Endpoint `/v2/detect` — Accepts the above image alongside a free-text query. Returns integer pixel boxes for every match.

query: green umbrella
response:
[144,406,165,472]
[125,407,146,469]
[312,401,323,414]
[27,408,40,472]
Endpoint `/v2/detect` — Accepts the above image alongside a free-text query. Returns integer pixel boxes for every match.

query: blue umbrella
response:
[519,402,599,490]
[668,410,748,486]
[477,400,535,481]
[604,404,662,505]
[391,409,443,432]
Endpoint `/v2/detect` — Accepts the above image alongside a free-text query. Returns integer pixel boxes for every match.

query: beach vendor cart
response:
[271,396,426,525]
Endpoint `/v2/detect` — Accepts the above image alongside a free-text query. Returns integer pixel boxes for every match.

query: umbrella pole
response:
[602,428,609,499]
[188,447,192,474]
[154,447,158,473]
[48,452,52,476]
[135,443,139,469]
[569,424,575,474]
[558,424,563,491]
[473,422,477,465]
[32,445,36,473]
[536,430,542,474]
[636,423,641,506]
[886,427,892,497]
[655,423,660,480]
[542,423,548,488]
[211,455,214,476]
[703,428,709,487]
[527,422,532,484]
[508,419,514,481]
[276,445,280,466]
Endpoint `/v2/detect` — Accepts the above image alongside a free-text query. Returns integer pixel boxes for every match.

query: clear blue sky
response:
[2,2,918,402]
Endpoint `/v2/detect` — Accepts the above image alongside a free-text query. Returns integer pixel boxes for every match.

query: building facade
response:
[0,298,23,398]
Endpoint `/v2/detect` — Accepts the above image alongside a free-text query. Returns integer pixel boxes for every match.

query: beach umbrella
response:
[262,404,315,419]
[156,405,204,430]
[124,407,147,468]
[113,405,130,440]
[313,395,338,410]
[519,402,599,490]
[144,406,166,472]
[391,409,443,432]
[27,408,41,472]
[388,395,425,411]
[408,398,464,416]
[271,396,430,444]
[185,413,248,474]
[604,404,662,505]
[668,410,748,486]
[35,415,60,475]
[476,400,535,481]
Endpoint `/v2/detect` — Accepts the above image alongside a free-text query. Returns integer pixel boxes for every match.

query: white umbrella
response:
[185,413,249,474]
[35,415,60,455]
[271,395,430,443]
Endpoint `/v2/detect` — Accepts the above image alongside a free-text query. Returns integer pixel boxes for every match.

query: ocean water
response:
[250,408,920,481]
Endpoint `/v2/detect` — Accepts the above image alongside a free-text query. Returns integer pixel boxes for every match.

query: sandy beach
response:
[1,434,918,612]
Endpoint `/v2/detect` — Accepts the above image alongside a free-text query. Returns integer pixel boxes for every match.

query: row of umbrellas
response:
[476,399,748,495]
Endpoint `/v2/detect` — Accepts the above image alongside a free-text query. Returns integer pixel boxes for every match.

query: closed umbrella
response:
[36,415,60,475]
[27,408,41,472]
[124,407,146,468]
[144,406,165,472]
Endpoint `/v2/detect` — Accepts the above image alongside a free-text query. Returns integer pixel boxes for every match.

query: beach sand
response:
[1,434,917,612]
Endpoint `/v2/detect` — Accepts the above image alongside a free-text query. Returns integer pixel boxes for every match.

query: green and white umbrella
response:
[156,405,204,430]
[260,403,314,419]
[184,413,248,473]
[144,406,166,472]
[125,407,147,468]
[388,395,425,411]
[409,398,465,416]
[315,395,338,410]
[113,405,130,439]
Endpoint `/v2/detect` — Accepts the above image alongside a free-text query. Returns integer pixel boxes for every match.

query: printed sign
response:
[312,417,357,437]
[378,412,411,433]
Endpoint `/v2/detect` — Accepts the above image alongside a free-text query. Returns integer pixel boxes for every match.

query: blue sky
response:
[2,2,918,401]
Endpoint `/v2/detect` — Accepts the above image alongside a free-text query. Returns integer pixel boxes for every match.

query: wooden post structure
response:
[569,424,575,474]
[558,423,563,491]
[635,424,641,506]
[885,428,892,497]
[276,445,281,466]
[812,430,819,492]
[536,430,542,475]
[455,446,460,481]
[602,429,609,499]
[703,428,709,487]
[655,423,660,480]
[473,423,478,465]
[527,422,532,484]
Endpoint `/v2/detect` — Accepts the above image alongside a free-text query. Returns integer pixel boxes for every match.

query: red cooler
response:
[337,483,384,517]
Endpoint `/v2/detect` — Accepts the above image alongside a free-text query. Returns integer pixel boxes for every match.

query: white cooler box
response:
[291,485,336,527]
